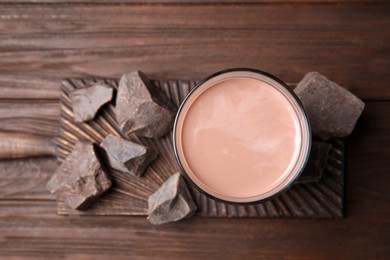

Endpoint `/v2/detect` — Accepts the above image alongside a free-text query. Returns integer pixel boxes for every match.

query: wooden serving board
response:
[55,78,344,218]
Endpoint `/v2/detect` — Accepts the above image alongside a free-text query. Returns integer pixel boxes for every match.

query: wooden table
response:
[0,1,389,258]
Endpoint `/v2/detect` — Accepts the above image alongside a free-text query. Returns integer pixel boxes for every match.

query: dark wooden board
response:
[55,78,344,218]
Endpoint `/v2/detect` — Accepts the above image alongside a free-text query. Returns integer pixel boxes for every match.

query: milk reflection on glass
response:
[173,69,311,204]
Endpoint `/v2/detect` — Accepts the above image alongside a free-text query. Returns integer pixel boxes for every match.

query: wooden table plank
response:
[0,101,60,136]
[0,132,55,159]
[0,3,388,100]
[0,102,59,121]
[0,75,60,100]
[0,118,58,137]
[0,201,388,258]
[0,157,56,200]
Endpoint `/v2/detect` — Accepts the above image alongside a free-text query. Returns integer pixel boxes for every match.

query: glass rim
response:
[173,68,312,205]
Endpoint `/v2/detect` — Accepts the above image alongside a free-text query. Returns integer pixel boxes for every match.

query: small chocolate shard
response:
[148,173,197,225]
[70,83,113,122]
[294,72,365,138]
[115,71,177,138]
[296,141,332,183]
[46,140,112,210]
[100,134,157,176]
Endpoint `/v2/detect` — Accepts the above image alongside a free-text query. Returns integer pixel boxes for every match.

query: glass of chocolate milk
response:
[173,68,311,204]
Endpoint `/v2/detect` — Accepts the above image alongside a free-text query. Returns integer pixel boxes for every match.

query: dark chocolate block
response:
[100,134,157,177]
[115,71,177,138]
[148,173,197,225]
[294,72,365,138]
[46,140,112,210]
[295,141,332,184]
[70,83,113,122]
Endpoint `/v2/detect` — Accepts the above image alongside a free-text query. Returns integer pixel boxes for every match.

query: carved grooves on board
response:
[56,78,344,218]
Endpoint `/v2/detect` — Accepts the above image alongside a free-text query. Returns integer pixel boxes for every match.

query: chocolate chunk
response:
[294,72,365,138]
[296,141,332,183]
[115,71,177,138]
[70,83,113,122]
[100,134,157,176]
[148,173,197,225]
[46,140,112,210]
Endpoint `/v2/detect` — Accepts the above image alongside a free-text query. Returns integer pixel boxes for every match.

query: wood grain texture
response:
[0,100,59,136]
[55,78,344,218]
[0,102,59,121]
[0,76,60,100]
[346,101,390,219]
[0,4,388,100]
[0,201,388,259]
[0,132,55,159]
[0,157,56,200]
[0,118,59,137]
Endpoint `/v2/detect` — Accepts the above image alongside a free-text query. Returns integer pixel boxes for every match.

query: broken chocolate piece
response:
[70,83,113,122]
[148,173,197,225]
[294,72,365,138]
[115,71,177,138]
[46,140,112,210]
[295,141,332,183]
[100,134,157,176]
